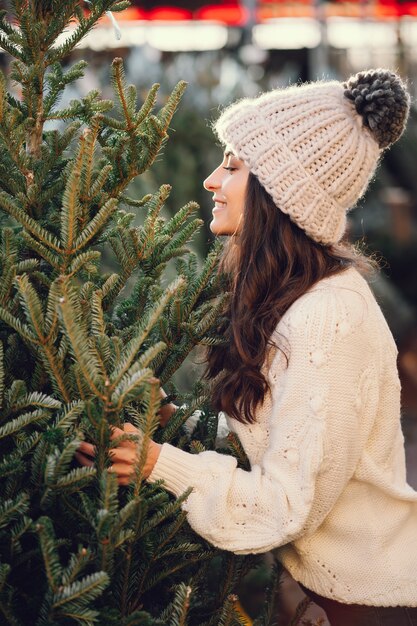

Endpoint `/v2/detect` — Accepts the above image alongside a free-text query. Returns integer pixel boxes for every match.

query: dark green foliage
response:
[0,2,262,625]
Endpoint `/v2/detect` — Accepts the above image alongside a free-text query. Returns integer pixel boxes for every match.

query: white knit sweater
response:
[148,267,417,606]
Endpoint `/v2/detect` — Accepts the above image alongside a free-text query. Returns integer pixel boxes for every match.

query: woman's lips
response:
[213,202,226,212]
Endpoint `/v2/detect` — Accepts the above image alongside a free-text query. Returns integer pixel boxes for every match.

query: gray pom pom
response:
[343,69,410,149]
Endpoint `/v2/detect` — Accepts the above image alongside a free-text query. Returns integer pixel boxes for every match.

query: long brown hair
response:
[205,172,375,424]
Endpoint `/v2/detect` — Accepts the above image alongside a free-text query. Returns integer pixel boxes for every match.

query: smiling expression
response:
[203,150,250,236]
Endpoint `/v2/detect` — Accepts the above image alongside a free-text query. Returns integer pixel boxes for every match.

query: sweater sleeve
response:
[148,282,377,553]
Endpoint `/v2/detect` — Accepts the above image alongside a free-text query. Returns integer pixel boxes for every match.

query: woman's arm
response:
[146,285,378,553]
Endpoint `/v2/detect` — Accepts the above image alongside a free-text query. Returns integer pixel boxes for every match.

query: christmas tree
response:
[0,1,276,624]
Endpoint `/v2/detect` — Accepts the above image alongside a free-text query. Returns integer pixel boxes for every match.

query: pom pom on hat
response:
[213,69,410,245]
[344,69,410,149]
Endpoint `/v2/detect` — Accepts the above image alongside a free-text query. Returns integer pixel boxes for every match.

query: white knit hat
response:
[214,69,410,245]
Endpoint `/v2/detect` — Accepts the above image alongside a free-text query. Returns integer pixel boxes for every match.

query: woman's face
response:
[203,150,250,236]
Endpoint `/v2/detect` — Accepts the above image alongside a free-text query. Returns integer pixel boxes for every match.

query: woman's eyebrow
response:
[224,150,235,158]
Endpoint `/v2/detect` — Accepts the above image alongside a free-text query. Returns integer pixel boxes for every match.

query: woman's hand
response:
[158,387,178,427]
[75,422,161,485]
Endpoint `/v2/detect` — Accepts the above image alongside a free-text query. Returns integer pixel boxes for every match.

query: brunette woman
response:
[77,69,417,625]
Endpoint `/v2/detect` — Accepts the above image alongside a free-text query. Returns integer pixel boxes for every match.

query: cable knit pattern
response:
[148,268,417,606]
[213,71,409,245]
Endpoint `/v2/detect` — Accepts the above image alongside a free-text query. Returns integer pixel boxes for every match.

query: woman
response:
[77,69,417,624]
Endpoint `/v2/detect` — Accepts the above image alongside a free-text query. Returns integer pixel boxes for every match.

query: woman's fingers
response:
[108,461,134,477]
[78,441,95,457]
[76,423,144,485]
[117,475,132,486]
[109,446,136,464]
[75,451,94,467]
[76,453,143,486]
[76,450,134,475]
[123,422,138,433]
[109,426,125,439]
[109,423,140,443]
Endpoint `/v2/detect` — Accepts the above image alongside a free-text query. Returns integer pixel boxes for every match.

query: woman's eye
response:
[223,167,237,172]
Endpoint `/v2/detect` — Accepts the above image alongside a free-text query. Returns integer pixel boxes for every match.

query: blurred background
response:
[1,2,416,622]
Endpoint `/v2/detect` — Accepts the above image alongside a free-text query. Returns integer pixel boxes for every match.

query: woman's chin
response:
[210,218,233,236]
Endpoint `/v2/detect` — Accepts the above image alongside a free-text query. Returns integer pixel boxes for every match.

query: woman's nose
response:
[203,167,220,192]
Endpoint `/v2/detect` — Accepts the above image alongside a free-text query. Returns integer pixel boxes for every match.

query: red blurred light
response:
[114,1,417,22]
[401,2,417,15]
[376,0,417,16]
[195,4,249,25]
[257,4,313,20]
[147,7,193,21]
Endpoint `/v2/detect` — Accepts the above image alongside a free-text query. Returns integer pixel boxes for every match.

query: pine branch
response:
[95,472,119,573]
[156,81,188,132]
[21,231,61,270]
[46,2,114,66]
[8,391,61,414]
[0,192,62,252]
[55,466,96,492]
[111,58,136,131]
[216,594,248,626]
[57,278,105,398]
[0,10,16,37]
[5,379,27,408]
[88,165,112,202]
[73,197,119,252]
[0,341,4,410]
[160,399,205,444]
[37,341,73,404]
[138,488,192,539]
[0,492,29,531]
[61,547,92,588]
[68,250,101,278]
[0,265,17,303]
[0,304,36,342]
[35,516,62,592]
[10,514,32,554]
[134,380,160,484]
[168,583,192,626]
[0,69,7,124]
[60,133,86,253]
[15,273,46,342]
[52,571,109,610]
[44,61,88,118]
[53,401,85,432]
[225,432,251,472]
[0,561,22,626]
[157,220,203,266]
[182,242,222,319]
[112,367,154,409]
[111,277,184,388]
[0,408,50,440]
[140,550,213,596]
[90,289,106,337]
[0,33,24,61]
[133,83,159,129]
